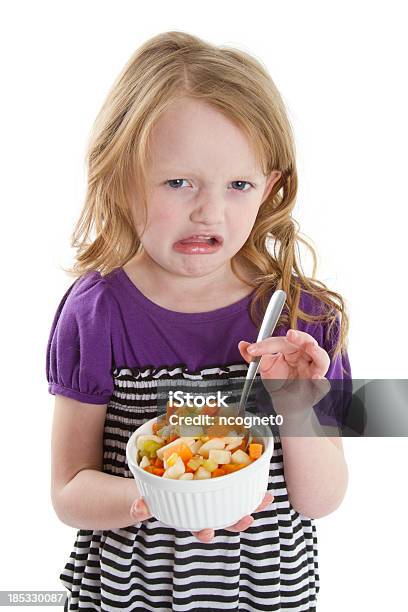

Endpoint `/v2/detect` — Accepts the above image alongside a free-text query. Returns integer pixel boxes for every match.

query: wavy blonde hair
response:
[65,30,350,373]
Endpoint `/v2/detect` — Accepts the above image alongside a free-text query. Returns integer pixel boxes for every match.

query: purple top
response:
[46,267,351,421]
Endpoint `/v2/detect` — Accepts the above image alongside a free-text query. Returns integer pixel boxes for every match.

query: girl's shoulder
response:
[52,269,121,327]
[61,269,112,305]
[46,270,118,404]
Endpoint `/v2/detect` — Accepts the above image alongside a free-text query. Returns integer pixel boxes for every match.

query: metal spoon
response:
[238,289,287,413]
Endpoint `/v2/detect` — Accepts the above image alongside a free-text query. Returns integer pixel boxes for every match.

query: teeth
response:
[182,235,215,241]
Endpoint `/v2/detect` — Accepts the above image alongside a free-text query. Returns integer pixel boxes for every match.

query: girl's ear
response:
[261,170,282,203]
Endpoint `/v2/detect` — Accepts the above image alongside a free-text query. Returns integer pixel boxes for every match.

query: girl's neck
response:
[123,251,255,313]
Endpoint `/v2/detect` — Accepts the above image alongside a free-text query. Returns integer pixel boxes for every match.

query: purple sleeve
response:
[294,293,352,428]
[310,312,352,428]
[46,271,114,405]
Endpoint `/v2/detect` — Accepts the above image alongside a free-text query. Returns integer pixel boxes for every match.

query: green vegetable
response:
[142,440,162,458]
[202,459,218,472]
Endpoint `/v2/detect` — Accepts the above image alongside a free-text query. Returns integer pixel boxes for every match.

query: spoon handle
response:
[238,289,287,412]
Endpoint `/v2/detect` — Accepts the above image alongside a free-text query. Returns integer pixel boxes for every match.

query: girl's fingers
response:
[191,528,215,542]
[243,329,330,377]
[130,498,153,522]
[259,352,291,379]
[225,492,274,532]
[224,515,254,532]
[253,492,274,512]
[287,330,330,374]
[238,340,253,364]
[245,336,298,356]
[190,493,274,540]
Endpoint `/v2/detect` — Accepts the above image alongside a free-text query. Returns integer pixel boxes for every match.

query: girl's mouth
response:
[173,234,223,255]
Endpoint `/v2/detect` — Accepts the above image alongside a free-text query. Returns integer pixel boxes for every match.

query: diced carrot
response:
[163,443,193,464]
[223,463,247,473]
[212,468,226,478]
[143,465,165,476]
[153,457,164,468]
[185,465,195,473]
[178,443,194,463]
[248,443,263,459]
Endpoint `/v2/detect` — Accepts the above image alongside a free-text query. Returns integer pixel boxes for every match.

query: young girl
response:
[47,31,351,612]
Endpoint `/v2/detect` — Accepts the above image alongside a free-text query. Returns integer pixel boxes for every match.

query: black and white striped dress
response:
[61,364,319,611]
[47,269,349,611]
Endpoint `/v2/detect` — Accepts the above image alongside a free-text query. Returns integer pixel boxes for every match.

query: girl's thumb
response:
[130,498,151,521]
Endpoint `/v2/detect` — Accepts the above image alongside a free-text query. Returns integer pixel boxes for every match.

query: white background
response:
[1,1,407,610]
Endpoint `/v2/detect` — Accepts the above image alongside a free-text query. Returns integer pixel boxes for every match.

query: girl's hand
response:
[238,329,331,419]
[191,491,274,543]
[130,493,275,543]
[130,496,153,523]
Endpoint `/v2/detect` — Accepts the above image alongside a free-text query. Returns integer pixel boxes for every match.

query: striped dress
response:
[46,268,350,611]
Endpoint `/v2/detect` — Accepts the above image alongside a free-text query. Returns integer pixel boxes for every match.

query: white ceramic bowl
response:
[126,416,274,531]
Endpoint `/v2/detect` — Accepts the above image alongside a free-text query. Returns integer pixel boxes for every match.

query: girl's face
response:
[131,97,281,280]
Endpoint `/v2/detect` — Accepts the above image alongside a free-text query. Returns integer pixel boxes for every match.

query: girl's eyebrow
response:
[156,167,260,180]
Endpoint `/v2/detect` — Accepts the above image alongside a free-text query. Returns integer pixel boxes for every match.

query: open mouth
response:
[173,234,224,254]
[177,235,223,246]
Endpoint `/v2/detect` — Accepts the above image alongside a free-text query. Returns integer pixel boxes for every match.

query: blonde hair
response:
[65,30,350,373]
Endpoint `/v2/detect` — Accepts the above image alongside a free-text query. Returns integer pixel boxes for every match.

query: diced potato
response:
[156,437,196,460]
[197,438,226,458]
[139,456,151,469]
[202,459,218,472]
[222,435,241,444]
[189,440,203,454]
[163,456,185,479]
[223,437,244,451]
[209,449,231,464]
[231,449,251,465]
[179,472,194,480]
[193,466,212,480]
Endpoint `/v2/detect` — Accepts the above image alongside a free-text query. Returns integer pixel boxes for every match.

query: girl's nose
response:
[189,191,225,225]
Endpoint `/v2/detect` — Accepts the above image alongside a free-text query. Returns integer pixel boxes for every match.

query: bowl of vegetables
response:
[126,414,274,531]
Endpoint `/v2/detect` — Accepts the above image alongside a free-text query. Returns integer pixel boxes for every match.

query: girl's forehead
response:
[146,102,264,177]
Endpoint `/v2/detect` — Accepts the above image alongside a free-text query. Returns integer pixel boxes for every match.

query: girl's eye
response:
[230,180,252,191]
[166,179,190,189]
[166,179,253,191]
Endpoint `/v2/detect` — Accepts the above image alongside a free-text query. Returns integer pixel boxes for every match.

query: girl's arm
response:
[280,416,348,519]
[239,329,349,520]
[51,396,148,530]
